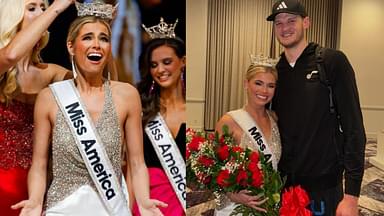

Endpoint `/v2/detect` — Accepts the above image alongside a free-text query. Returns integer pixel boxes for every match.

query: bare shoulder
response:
[35,87,56,110]
[45,63,72,81]
[34,86,59,126]
[110,81,139,97]
[109,81,141,109]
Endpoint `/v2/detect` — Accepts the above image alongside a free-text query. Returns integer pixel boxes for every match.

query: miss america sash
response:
[50,80,131,216]
[228,109,276,169]
[145,114,186,211]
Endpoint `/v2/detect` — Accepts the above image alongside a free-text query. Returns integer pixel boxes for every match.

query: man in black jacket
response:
[267,0,366,215]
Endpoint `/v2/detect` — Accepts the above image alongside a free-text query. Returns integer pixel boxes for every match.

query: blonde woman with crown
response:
[13,2,167,216]
[0,0,73,215]
[214,61,281,215]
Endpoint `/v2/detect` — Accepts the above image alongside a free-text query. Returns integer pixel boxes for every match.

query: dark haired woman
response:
[133,36,186,215]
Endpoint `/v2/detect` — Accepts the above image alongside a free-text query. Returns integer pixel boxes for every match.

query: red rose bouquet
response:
[186,125,284,216]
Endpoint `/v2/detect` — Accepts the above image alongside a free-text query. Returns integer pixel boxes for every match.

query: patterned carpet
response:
[187,138,384,215]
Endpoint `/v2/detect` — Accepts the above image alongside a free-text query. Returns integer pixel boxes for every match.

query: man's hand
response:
[336,194,359,216]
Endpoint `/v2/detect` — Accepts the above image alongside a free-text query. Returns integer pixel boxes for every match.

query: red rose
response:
[198,155,214,167]
[251,170,263,187]
[236,169,248,187]
[208,132,215,141]
[232,146,243,153]
[203,176,212,184]
[249,151,259,162]
[219,135,225,145]
[217,169,231,187]
[248,161,259,172]
[217,145,230,161]
[188,136,205,152]
[197,173,210,185]
[186,128,193,134]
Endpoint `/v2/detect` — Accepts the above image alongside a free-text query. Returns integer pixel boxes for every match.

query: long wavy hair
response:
[0,0,49,103]
[137,37,186,126]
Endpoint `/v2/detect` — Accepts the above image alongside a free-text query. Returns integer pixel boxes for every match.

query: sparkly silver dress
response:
[45,81,124,215]
[214,109,281,216]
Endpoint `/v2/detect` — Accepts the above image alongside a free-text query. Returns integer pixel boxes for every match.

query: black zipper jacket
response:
[272,42,366,196]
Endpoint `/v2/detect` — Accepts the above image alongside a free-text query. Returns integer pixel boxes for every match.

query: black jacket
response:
[272,43,366,196]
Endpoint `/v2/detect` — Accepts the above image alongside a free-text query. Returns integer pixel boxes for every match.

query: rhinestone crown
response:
[249,54,279,67]
[142,17,178,39]
[75,0,113,20]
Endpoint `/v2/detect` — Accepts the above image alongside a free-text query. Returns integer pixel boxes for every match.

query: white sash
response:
[228,109,276,169]
[145,113,186,211]
[50,80,131,216]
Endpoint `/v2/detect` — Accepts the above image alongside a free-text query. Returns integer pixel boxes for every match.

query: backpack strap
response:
[315,45,343,134]
[315,45,336,114]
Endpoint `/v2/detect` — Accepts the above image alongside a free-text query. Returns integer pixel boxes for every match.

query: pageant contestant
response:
[13,1,166,216]
[133,18,186,215]
[214,57,281,216]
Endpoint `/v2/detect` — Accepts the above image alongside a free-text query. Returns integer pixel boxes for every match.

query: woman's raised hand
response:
[51,0,75,14]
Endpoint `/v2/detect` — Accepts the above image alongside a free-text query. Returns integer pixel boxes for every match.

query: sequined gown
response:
[0,100,33,216]
[45,81,125,215]
[214,110,281,216]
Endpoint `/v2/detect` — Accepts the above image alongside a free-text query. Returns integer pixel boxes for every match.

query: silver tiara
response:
[142,17,178,39]
[75,0,113,20]
[249,54,279,67]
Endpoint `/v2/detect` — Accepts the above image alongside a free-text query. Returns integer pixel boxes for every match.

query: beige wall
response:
[186,0,208,129]
[339,0,384,138]
[187,0,384,136]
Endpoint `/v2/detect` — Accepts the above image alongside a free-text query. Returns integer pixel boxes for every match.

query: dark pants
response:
[307,183,343,216]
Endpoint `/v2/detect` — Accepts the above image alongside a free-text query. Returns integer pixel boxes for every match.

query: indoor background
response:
[186,0,384,215]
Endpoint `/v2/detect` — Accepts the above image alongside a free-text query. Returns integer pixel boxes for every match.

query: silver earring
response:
[149,80,155,94]
[71,55,77,79]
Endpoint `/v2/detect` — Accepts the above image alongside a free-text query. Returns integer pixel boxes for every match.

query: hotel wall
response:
[339,0,384,139]
[187,0,384,139]
[186,0,208,129]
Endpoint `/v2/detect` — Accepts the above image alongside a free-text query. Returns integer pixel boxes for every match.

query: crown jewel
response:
[249,54,279,67]
[75,0,113,20]
[142,17,178,39]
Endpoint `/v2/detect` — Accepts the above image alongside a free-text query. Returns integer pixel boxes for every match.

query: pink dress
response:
[0,100,34,216]
[132,123,185,216]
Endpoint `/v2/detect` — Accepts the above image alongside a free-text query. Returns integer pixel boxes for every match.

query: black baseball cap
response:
[266,0,307,21]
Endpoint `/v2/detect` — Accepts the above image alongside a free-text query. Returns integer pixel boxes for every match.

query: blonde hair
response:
[0,0,49,103]
[245,64,278,81]
[67,16,111,44]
